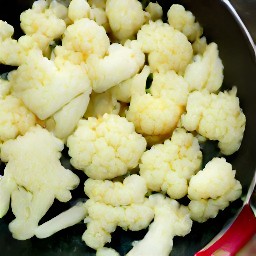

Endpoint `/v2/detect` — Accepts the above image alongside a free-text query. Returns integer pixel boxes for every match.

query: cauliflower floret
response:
[127,194,192,256]
[0,95,36,144]
[88,0,106,9]
[96,247,120,256]
[67,114,147,180]
[62,18,110,61]
[52,45,84,66]
[145,2,163,21]
[150,70,189,107]
[110,65,151,103]
[90,7,110,32]
[35,202,87,238]
[139,128,202,199]
[126,94,182,143]
[184,42,224,92]
[192,36,207,55]
[0,126,79,239]
[46,91,91,140]
[0,78,11,98]
[9,51,91,120]
[84,90,120,118]
[167,4,203,42]
[0,21,40,66]
[84,174,147,206]
[188,158,242,222]
[68,0,91,21]
[87,43,145,93]
[137,20,193,73]
[20,0,67,53]
[83,199,154,249]
[181,88,246,155]
[105,0,147,41]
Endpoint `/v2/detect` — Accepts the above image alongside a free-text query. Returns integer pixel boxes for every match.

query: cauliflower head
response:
[0,21,40,66]
[20,0,67,52]
[184,42,224,92]
[106,0,147,41]
[46,92,91,140]
[137,20,193,73]
[84,174,147,206]
[188,157,242,222]
[87,43,145,93]
[167,4,203,42]
[9,51,91,120]
[150,70,189,107]
[181,88,246,155]
[83,199,154,249]
[145,2,163,21]
[139,128,202,199]
[126,93,182,144]
[0,126,80,239]
[0,95,36,144]
[67,114,147,180]
[68,0,91,21]
[127,194,192,256]
[62,18,110,61]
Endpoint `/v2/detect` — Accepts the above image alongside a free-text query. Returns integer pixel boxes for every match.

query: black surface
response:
[0,1,256,256]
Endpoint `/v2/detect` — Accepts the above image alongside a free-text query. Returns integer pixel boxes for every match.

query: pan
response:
[0,0,255,255]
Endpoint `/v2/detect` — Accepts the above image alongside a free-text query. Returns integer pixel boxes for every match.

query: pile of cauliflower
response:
[0,0,246,255]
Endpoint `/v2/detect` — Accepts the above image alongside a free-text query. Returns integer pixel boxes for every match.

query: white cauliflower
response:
[184,43,224,92]
[35,202,87,239]
[20,0,67,53]
[87,43,145,93]
[90,7,110,32]
[83,199,154,249]
[139,128,202,199]
[84,90,120,118]
[84,174,147,206]
[105,0,147,41]
[167,4,203,42]
[88,0,106,9]
[181,88,246,155]
[126,194,192,256]
[126,94,182,144]
[0,126,80,239]
[96,247,120,256]
[68,0,91,22]
[150,70,189,107]
[67,114,147,180]
[110,65,151,103]
[192,36,207,55]
[125,70,185,144]
[0,78,11,98]
[62,18,110,61]
[0,95,36,144]
[137,20,193,73]
[188,158,242,222]
[145,2,163,21]
[0,21,40,66]
[9,51,91,120]
[46,91,91,140]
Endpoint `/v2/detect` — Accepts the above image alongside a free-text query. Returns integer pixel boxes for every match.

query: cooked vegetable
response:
[181,87,246,155]
[140,128,202,199]
[67,114,147,179]
[0,126,79,239]
[188,157,242,222]
[126,194,192,256]
[0,0,247,255]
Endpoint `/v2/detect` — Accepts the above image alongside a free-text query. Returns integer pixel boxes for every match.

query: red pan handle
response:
[195,204,256,256]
